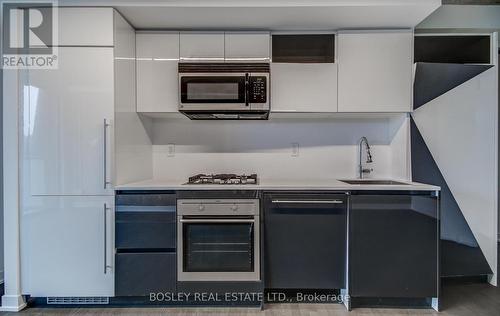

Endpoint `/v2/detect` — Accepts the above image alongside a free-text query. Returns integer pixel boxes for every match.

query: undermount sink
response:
[340,179,409,185]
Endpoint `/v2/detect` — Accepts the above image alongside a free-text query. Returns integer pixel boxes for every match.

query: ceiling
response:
[58,0,441,30]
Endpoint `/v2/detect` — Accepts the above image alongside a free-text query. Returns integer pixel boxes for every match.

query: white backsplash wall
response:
[151,115,410,181]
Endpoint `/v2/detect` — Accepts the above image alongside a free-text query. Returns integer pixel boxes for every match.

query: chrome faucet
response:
[359,136,373,179]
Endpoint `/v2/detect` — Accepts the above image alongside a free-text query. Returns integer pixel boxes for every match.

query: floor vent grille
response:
[47,297,109,305]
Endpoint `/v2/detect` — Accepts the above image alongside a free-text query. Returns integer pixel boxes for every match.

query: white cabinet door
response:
[136,33,179,112]
[225,32,270,61]
[21,196,114,297]
[180,32,225,61]
[25,47,114,195]
[337,30,412,112]
[136,32,180,59]
[58,8,114,46]
[271,63,338,112]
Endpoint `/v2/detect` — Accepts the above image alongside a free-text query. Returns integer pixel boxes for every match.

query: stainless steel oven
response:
[177,199,260,282]
[178,63,270,120]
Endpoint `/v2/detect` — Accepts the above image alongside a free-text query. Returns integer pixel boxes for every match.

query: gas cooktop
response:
[186,174,258,185]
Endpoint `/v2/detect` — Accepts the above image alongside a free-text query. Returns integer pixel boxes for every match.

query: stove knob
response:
[199,205,205,211]
[231,205,238,212]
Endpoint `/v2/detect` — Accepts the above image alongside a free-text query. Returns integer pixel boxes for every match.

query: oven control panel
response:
[177,199,260,216]
[249,76,267,103]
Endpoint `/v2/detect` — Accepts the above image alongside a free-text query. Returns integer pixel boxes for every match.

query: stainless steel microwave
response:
[178,63,270,120]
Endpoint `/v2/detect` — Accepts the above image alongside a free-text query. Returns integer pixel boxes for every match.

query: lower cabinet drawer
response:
[115,252,176,296]
[115,210,176,249]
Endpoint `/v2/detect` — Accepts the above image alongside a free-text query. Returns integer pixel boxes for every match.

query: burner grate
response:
[187,173,258,185]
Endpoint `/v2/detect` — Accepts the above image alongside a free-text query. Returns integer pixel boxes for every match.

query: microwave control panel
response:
[249,76,267,103]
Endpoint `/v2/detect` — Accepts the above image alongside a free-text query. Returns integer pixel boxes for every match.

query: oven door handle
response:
[180,218,255,223]
[245,73,250,107]
[271,200,344,204]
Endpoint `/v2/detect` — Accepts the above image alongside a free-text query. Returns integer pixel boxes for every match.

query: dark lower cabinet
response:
[115,253,176,296]
[264,192,347,289]
[349,193,439,298]
[115,192,177,297]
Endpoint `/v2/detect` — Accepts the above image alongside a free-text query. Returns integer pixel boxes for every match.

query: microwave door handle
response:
[245,73,250,107]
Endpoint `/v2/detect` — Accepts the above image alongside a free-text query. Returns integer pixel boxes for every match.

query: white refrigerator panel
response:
[25,47,114,196]
[21,195,114,297]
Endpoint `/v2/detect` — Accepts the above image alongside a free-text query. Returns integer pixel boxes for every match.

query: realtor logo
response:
[1,1,58,69]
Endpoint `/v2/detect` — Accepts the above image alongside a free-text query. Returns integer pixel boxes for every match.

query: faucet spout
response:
[359,137,373,179]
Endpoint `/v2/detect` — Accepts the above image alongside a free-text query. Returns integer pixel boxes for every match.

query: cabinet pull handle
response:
[271,200,344,204]
[179,57,225,62]
[103,119,111,189]
[180,218,255,223]
[103,203,111,274]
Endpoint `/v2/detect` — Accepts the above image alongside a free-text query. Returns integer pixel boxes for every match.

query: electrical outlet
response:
[291,143,299,157]
[167,144,175,157]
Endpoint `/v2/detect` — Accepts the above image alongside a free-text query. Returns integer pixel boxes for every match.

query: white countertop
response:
[115,178,440,191]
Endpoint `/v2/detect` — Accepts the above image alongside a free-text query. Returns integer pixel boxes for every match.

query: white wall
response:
[0,67,3,284]
[417,5,500,46]
[2,67,26,310]
[150,115,410,182]
[417,5,500,284]
[413,64,498,285]
[418,5,500,29]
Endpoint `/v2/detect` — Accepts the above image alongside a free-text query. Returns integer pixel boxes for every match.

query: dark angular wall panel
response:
[413,62,493,110]
[411,118,492,277]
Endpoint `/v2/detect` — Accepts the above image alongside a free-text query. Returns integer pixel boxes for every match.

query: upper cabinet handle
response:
[179,57,225,61]
[224,57,270,61]
[103,119,111,189]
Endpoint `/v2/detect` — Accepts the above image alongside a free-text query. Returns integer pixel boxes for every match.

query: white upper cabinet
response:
[58,8,114,46]
[271,63,338,112]
[225,32,270,61]
[337,30,413,112]
[25,47,114,196]
[179,32,270,62]
[270,34,337,112]
[180,32,225,61]
[137,32,180,59]
[139,31,270,113]
[22,195,114,297]
[136,32,180,112]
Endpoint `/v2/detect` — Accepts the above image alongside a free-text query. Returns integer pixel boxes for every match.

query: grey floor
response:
[1,282,499,316]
